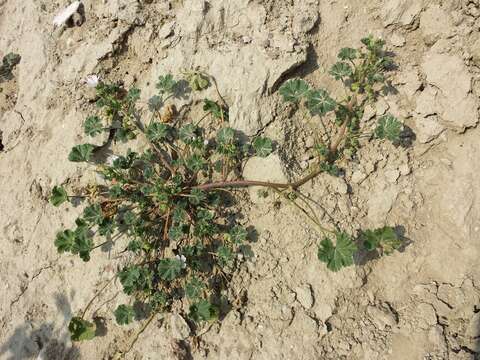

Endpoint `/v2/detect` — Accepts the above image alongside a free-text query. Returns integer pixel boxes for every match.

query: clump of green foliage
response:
[50,36,404,348]
[0,53,21,83]
[278,35,404,271]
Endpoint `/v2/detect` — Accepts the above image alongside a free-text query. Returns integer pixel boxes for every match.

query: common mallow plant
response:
[50,37,403,348]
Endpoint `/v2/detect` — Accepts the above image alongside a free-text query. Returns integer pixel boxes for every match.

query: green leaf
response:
[252,137,273,157]
[83,204,104,225]
[306,89,336,115]
[156,74,177,95]
[185,154,206,172]
[189,300,218,322]
[185,277,204,300]
[3,53,21,68]
[146,122,169,142]
[72,227,94,262]
[362,226,402,255]
[317,232,357,272]
[338,47,357,61]
[203,99,227,120]
[375,114,402,142]
[189,188,206,205]
[118,266,141,295]
[217,127,235,144]
[329,62,353,80]
[148,95,163,112]
[217,245,233,267]
[150,291,167,309]
[50,186,68,207]
[186,72,210,91]
[55,229,75,253]
[157,258,183,281]
[179,124,198,144]
[68,144,95,162]
[84,116,103,137]
[279,79,310,103]
[168,225,185,241]
[114,304,135,325]
[98,219,115,236]
[68,317,96,341]
[126,88,141,103]
[229,226,248,244]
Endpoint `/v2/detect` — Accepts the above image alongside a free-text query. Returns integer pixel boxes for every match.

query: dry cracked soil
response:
[0,0,479,359]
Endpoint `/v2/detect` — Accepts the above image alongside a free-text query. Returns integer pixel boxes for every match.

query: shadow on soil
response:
[0,294,80,360]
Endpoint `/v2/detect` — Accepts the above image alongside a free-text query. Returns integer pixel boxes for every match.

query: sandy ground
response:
[0,0,479,359]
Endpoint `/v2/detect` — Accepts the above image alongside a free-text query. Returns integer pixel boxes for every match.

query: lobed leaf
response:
[68,317,96,342]
[338,47,357,61]
[278,79,310,103]
[318,232,357,272]
[83,204,104,225]
[50,186,68,207]
[114,304,135,325]
[185,277,205,300]
[188,300,218,322]
[146,122,169,142]
[362,226,402,255]
[252,137,273,158]
[157,258,183,281]
[55,229,75,253]
[148,95,163,112]
[68,144,95,162]
[229,226,248,244]
[156,74,177,95]
[375,114,402,142]
[203,99,227,120]
[84,116,103,137]
[189,188,206,205]
[306,89,336,115]
[329,62,353,80]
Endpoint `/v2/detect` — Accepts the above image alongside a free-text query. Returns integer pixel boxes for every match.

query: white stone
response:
[170,314,190,340]
[414,116,445,144]
[390,33,406,47]
[422,52,478,130]
[295,284,314,309]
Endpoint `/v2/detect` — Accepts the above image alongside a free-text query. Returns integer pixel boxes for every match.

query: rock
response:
[390,33,406,47]
[470,37,480,65]
[415,303,438,329]
[385,169,400,184]
[414,116,445,143]
[376,98,390,116]
[420,5,454,45]
[362,104,376,122]
[158,21,176,39]
[243,154,288,203]
[367,306,397,330]
[399,164,410,176]
[170,314,190,340]
[295,284,314,309]
[327,176,348,195]
[367,185,399,225]
[292,0,319,34]
[351,170,367,184]
[422,52,479,130]
[467,312,480,338]
[415,86,438,117]
[381,0,422,27]
[398,66,421,98]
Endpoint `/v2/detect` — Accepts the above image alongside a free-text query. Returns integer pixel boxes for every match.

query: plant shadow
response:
[354,225,413,266]
[0,293,80,360]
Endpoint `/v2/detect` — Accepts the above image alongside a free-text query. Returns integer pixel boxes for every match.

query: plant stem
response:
[122,311,160,356]
[81,275,117,319]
